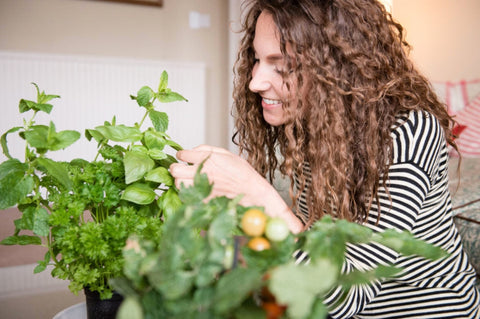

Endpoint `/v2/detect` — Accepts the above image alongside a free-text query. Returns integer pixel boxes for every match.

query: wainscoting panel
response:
[0,51,206,162]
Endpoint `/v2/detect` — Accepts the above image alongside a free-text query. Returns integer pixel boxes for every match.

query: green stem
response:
[130,99,154,149]
[24,110,38,162]
[93,138,111,161]
[138,108,150,128]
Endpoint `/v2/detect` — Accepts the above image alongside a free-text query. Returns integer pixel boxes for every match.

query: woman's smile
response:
[261,97,282,110]
[249,11,296,126]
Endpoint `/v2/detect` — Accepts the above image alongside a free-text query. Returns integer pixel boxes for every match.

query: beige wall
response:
[393,0,480,82]
[0,0,230,148]
[1,0,479,148]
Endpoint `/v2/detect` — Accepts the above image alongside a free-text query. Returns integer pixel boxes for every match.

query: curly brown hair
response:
[232,0,458,228]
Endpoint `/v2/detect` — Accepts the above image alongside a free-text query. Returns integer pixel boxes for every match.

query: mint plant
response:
[112,167,447,319]
[0,71,186,298]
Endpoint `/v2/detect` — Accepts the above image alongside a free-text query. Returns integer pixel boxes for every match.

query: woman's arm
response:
[169,144,304,233]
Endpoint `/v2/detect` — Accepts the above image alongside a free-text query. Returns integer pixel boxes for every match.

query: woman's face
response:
[249,11,296,127]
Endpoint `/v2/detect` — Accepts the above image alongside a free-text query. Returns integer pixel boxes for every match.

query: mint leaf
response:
[1,126,22,159]
[33,207,50,237]
[269,259,338,319]
[24,125,49,150]
[16,205,36,230]
[18,99,37,113]
[178,162,212,204]
[34,103,54,114]
[136,86,155,107]
[149,110,169,132]
[0,159,34,209]
[36,157,72,190]
[50,128,81,151]
[85,128,105,143]
[158,71,168,92]
[95,125,142,142]
[0,235,41,245]
[117,297,143,319]
[157,91,188,103]
[214,267,263,315]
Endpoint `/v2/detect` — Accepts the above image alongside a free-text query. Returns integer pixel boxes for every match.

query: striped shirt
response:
[294,110,480,318]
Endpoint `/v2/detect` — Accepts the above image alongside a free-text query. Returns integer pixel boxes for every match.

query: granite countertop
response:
[448,156,480,217]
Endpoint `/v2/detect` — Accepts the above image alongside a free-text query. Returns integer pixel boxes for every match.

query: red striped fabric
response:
[453,94,480,157]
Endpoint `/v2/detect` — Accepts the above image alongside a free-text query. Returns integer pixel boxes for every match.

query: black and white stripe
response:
[294,110,480,318]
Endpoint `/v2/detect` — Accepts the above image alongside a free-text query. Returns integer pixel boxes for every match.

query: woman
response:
[170,0,479,317]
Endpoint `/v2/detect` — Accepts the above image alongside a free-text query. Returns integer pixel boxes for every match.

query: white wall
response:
[0,0,230,148]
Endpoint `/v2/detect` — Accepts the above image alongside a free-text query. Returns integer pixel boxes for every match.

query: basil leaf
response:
[124,150,155,184]
[157,188,181,221]
[147,149,167,160]
[143,130,166,150]
[121,183,156,205]
[144,167,173,186]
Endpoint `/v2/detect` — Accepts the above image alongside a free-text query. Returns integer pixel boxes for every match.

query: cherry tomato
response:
[241,208,267,237]
[247,237,271,251]
[262,302,287,319]
[265,217,290,242]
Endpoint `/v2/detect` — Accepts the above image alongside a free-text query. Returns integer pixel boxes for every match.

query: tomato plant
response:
[241,208,267,237]
[265,217,290,242]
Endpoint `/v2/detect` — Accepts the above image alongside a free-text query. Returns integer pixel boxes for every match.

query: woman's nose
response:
[249,65,270,93]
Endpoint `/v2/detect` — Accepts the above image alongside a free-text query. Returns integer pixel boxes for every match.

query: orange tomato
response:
[247,237,271,251]
[262,302,287,319]
[241,208,267,237]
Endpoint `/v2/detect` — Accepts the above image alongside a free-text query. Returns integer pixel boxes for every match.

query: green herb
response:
[113,167,447,319]
[0,71,187,299]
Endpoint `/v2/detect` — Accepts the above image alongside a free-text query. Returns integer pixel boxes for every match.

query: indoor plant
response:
[112,165,448,319]
[0,71,186,312]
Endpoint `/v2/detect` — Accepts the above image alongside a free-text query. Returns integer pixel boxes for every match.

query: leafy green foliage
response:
[0,71,187,299]
[114,170,448,319]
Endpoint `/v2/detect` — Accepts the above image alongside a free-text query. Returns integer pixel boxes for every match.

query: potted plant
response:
[0,71,186,318]
[112,165,448,319]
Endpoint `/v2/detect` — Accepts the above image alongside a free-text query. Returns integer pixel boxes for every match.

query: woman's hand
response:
[169,145,303,233]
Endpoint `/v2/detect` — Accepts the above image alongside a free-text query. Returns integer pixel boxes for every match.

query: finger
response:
[194,144,231,155]
[169,163,199,179]
[176,149,212,164]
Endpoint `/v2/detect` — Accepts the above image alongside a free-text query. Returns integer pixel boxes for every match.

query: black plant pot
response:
[84,287,124,319]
